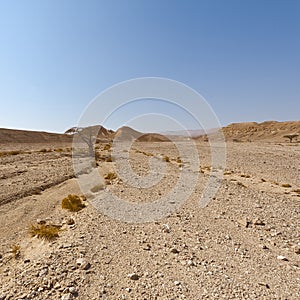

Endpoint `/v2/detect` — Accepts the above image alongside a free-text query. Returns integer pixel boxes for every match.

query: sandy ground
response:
[0,140,299,299]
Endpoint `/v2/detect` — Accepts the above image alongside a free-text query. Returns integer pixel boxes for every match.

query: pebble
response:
[128,273,140,280]
[76,258,91,270]
[277,255,288,261]
[61,293,74,300]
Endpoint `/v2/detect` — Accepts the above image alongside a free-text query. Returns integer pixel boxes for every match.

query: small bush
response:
[29,224,61,241]
[103,144,111,151]
[282,183,292,188]
[54,148,63,152]
[163,156,170,162]
[176,157,182,163]
[104,172,117,180]
[11,244,21,259]
[61,194,85,212]
[241,174,250,178]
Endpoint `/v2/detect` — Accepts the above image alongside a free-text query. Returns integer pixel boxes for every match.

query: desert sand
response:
[0,121,299,299]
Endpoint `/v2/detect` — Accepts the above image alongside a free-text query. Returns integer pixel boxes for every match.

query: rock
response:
[37,219,46,225]
[174,280,181,286]
[125,288,131,292]
[253,218,265,226]
[0,294,6,300]
[170,248,180,254]
[69,287,78,294]
[76,258,91,270]
[237,217,250,228]
[293,245,300,254]
[143,244,151,251]
[61,293,74,300]
[54,282,61,289]
[65,218,75,225]
[187,260,195,267]
[162,224,170,233]
[128,273,139,280]
[277,255,288,261]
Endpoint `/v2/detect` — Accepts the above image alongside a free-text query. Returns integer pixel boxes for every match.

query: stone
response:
[277,255,288,261]
[293,245,300,254]
[174,281,181,286]
[76,258,91,270]
[61,293,74,300]
[69,287,78,294]
[128,273,139,280]
[170,248,180,254]
[253,218,265,226]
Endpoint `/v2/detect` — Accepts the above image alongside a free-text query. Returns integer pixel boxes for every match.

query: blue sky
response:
[0,0,299,133]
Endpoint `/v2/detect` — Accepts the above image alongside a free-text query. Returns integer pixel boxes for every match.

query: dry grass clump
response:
[0,150,22,156]
[104,172,117,180]
[29,224,61,241]
[240,174,251,178]
[282,183,292,188]
[54,148,64,152]
[39,148,52,153]
[292,189,300,194]
[10,244,21,259]
[163,156,170,162]
[103,144,112,151]
[61,194,85,212]
[176,157,182,164]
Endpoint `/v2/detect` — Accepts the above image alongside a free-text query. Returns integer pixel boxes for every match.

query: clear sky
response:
[0,0,299,133]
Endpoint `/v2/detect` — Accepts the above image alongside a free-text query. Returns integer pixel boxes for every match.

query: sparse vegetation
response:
[283,134,299,143]
[29,223,61,241]
[0,150,22,156]
[163,156,170,162]
[104,172,117,180]
[39,148,52,153]
[10,244,21,259]
[61,194,85,212]
[240,174,251,178]
[103,143,111,151]
[282,183,292,188]
[176,157,182,163]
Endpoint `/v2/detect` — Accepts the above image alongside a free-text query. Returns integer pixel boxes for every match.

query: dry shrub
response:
[61,194,85,212]
[293,189,300,194]
[282,183,292,188]
[163,156,170,162]
[176,157,182,163]
[11,244,21,259]
[104,172,117,180]
[241,174,251,178]
[103,144,111,151]
[29,224,61,241]
[54,148,63,152]
[0,150,22,156]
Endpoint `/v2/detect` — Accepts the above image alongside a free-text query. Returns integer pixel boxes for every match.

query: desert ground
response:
[0,122,299,299]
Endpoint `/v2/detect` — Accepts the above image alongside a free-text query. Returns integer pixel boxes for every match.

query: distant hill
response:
[113,126,170,142]
[222,121,300,142]
[0,128,73,144]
